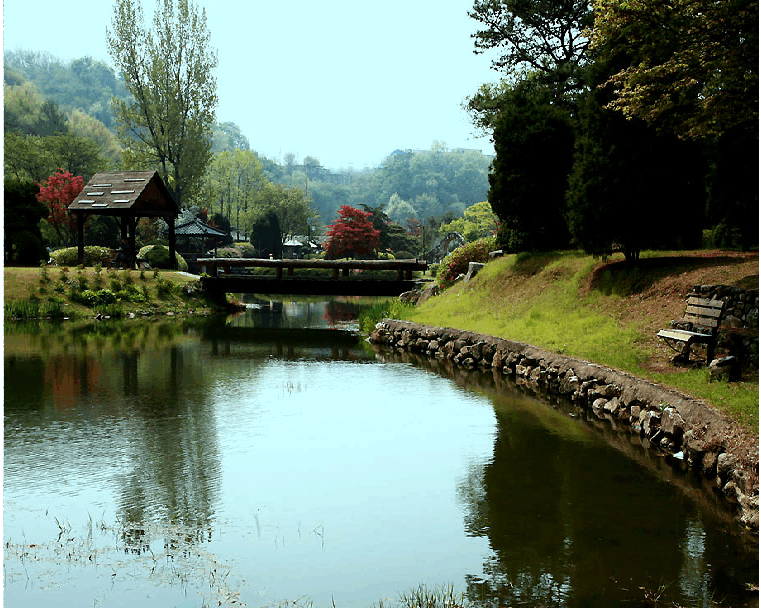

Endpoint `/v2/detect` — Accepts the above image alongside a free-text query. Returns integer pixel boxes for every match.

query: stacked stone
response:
[692,284,759,368]
[369,319,759,532]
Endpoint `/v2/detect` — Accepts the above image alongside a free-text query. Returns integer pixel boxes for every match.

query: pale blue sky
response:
[3,0,499,170]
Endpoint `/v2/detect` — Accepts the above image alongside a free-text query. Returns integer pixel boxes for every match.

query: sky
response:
[2,0,500,171]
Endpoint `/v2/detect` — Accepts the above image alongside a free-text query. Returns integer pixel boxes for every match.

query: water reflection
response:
[4,320,221,544]
[376,349,759,608]
[238,295,374,330]
[4,308,759,608]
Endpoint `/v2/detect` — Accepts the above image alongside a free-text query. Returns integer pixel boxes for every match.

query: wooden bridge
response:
[198,257,429,296]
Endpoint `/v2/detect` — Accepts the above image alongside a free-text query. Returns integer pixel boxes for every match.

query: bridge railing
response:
[197,257,428,280]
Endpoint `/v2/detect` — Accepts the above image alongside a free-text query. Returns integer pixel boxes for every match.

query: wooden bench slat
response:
[657,329,714,343]
[686,296,724,309]
[682,313,720,328]
[684,304,723,318]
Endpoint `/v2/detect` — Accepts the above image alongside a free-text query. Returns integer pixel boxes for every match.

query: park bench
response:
[657,295,724,364]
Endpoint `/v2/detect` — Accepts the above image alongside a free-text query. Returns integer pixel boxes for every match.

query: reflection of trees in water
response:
[374,350,757,606]
[116,345,220,548]
[323,298,362,325]
[5,323,222,553]
[454,390,722,607]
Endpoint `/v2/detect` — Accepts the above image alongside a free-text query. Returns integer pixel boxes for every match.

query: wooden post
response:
[129,216,137,269]
[77,213,85,265]
[168,215,177,270]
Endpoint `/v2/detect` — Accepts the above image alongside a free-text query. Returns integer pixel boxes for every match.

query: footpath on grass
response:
[369,250,759,533]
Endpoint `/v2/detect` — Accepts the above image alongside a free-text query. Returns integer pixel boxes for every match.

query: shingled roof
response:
[68,171,179,218]
[175,217,228,237]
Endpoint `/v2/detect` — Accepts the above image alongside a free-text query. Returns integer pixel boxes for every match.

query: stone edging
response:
[369,319,759,533]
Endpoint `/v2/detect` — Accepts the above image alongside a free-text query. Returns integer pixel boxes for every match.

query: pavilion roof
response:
[68,171,179,218]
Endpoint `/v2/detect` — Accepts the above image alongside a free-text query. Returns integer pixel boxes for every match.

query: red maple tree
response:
[37,169,85,246]
[324,205,381,259]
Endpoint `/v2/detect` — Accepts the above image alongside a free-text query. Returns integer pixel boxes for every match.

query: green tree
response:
[244,182,317,243]
[199,149,267,230]
[439,201,498,243]
[4,178,49,266]
[250,211,283,258]
[212,121,250,153]
[469,0,592,92]
[591,0,758,140]
[567,79,705,262]
[385,193,418,225]
[108,0,218,207]
[488,78,574,252]
[68,109,122,169]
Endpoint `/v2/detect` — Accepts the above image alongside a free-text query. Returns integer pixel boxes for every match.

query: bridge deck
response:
[197,257,429,296]
[198,257,427,279]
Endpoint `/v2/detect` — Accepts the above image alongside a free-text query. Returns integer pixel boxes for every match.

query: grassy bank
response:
[382,250,759,429]
[3,265,222,320]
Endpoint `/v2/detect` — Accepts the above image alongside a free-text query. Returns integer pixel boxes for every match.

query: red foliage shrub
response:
[324,205,381,259]
[36,169,85,245]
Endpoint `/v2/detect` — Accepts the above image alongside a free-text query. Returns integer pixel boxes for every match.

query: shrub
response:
[137,245,188,271]
[393,250,414,260]
[217,247,242,259]
[49,246,112,267]
[8,230,48,266]
[75,289,118,307]
[238,243,257,258]
[155,277,175,298]
[438,236,497,288]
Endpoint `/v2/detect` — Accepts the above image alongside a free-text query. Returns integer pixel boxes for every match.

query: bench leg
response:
[706,341,716,365]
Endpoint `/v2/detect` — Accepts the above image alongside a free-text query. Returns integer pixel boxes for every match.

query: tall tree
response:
[469,0,593,91]
[4,178,49,266]
[488,78,574,253]
[567,83,705,262]
[243,182,317,243]
[108,0,218,207]
[199,149,267,229]
[591,0,758,140]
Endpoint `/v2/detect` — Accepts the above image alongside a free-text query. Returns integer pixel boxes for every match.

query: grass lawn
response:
[4,265,212,319]
[400,250,759,429]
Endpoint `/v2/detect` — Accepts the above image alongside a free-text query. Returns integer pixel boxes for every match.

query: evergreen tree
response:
[488,79,574,252]
[4,178,48,266]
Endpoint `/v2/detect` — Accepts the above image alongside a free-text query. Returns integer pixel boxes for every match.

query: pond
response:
[4,297,758,608]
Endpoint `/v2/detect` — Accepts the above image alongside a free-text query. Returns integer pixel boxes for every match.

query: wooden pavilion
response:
[68,171,180,268]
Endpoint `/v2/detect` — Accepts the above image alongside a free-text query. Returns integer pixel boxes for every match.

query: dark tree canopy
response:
[488,80,574,253]
[566,56,705,262]
[591,0,758,140]
[250,211,283,259]
[4,178,49,266]
[469,0,592,91]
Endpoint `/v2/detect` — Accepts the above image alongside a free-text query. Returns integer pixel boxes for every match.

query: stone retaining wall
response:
[696,284,759,368]
[369,319,759,533]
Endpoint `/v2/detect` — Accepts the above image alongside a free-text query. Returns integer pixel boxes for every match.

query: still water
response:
[4,297,758,607]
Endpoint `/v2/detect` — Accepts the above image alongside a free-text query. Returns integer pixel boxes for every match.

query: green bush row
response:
[49,246,112,267]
